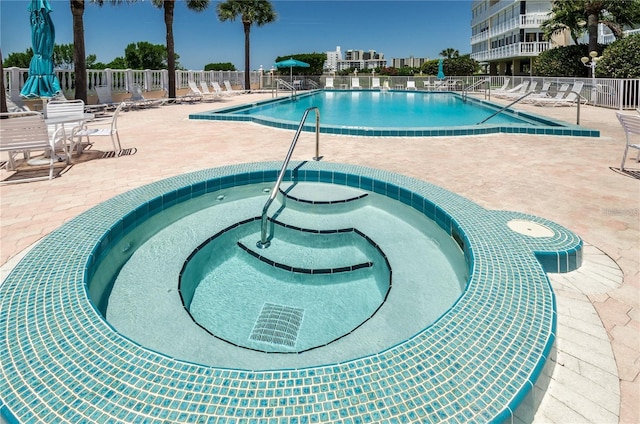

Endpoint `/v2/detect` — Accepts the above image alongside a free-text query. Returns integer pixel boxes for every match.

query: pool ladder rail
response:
[462,78,491,102]
[257,107,321,249]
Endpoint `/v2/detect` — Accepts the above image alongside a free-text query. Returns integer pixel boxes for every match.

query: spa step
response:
[277,182,369,213]
[237,227,374,273]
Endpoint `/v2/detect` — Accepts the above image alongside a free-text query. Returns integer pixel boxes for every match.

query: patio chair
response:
[351,77,361,89]
[0,111,65,184]
[6,90,31,112]
[199,81,221,100]
[325,77,334,89]
[494,81,530,99]
[74,102,125,154]
[211,81,232,97]
[406,81,417,91]
[615,112,640,171]
[224,80,249,95]
[371,78,381,89]
[45,99,87,158]
[493,78,510,93]
[532,81,585,107]
[126,84,165,108]
[95,85,125,110]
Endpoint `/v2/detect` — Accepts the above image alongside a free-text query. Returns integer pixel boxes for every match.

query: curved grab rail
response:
[257,107,321,248]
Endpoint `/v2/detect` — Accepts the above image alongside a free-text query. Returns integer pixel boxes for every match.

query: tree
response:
[1,49,6,113]
[3,49,33,68]
[124,42,172,69]
[217,0,277,91]
[205,62,236,71]
[439,48,460,59]
[596,33,640,78]
[151,0,210,99]
[71,1,134,102]
[541,0,640,53]
[3,45,96,69]
[274,53,325,75]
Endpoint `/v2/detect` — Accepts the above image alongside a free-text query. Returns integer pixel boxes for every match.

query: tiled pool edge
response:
[0,161,582,423]
[188,91,600,138]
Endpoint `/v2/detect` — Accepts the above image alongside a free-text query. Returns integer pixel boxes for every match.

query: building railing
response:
[471,41,551,62]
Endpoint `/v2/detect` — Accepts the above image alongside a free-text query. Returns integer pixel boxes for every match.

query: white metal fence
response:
[4,67,639,109]
[3,67,257,97]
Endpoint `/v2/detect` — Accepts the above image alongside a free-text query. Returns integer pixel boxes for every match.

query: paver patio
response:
[1,92,638,423]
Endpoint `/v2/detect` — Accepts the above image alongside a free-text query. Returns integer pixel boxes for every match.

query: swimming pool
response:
[0,161,583,423]
[190,90,600,137]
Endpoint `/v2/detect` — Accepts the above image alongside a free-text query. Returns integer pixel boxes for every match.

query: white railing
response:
[3,67,258,96]
[471,42,551,62]
[599,28,640,44]
[5,66,639,110]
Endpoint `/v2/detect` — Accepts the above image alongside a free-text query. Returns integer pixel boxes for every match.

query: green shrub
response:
[532,44,604,77]
[597,34,640,78]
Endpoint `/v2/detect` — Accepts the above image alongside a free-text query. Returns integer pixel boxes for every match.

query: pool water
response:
[190,90,600,137]
[241,90,532,127]
[104,181,468,366]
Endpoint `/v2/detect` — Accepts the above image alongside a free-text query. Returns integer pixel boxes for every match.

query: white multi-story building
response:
[470,0,556,76]
[470,0,640,76]
[324,46,387,72]
[391,56,430,69]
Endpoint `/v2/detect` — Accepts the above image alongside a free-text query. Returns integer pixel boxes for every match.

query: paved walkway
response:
[1,92,638,422]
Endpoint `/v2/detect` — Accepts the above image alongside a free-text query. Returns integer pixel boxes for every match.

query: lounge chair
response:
[371,78,381,89]
[497,81,538,100]
[521,82,559,103]
[494,81,530,99]
[325,77,334,89]
[6,90,31,112]
[493,78,511,93]
[532,81,585,107]
[406,81,417,91]
[351,77,361,89]
[95,85,126,110]
[211,81,231,97]
[615,112,640,171]
[75,102,125,154]
[187,81,219,101]
[126,84,165,108]
[223,80,249,95]
[200,81,221,100]
[0,111,67,183]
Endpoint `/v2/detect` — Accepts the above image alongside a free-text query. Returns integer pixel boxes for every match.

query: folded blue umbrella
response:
[20,0,62,99]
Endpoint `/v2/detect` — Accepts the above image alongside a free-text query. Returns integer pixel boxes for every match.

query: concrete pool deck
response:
[1,92,638,423]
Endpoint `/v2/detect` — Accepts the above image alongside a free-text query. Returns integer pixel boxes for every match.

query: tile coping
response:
[0,161,583,423]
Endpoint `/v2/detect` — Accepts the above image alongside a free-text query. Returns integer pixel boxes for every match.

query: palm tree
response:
[70,0,87,102]
[542,0,640,53]
[71,0,134,102]
[152,0,210,99]
[439,48,459,59]
[217,0,277,91]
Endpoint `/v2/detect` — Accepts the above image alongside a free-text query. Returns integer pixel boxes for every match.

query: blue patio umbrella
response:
[20,0,61,99]
[274,58,310,81]
[437,58,446,80]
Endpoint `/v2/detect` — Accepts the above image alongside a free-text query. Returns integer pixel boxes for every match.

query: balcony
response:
[471,41,551,62]
[472,14,549,45]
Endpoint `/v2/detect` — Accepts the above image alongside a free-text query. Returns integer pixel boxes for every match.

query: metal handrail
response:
[276,78,297,98]
[463,78,490,101]
[257,107,321,248]
[477,91,534,124]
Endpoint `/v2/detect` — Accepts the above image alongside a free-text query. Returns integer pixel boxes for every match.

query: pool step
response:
[277,182,369,213]
[237,225,375,274]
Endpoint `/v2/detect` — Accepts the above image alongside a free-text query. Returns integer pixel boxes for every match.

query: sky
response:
[0,0,473,71]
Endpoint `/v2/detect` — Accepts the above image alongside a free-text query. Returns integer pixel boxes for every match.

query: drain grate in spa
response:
[249,303,304,347]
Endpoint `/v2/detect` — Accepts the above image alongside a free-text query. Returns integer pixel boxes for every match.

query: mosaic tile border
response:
[189,91,600,138]
[0,162,582,423]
